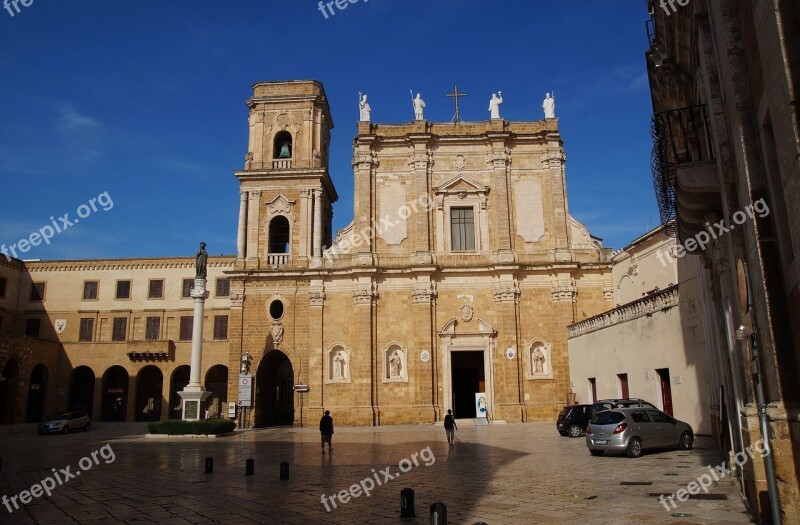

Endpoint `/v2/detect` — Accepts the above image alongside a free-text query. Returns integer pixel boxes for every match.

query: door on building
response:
[255,350,294,427]
[26,364,48,422]
[0,359,20,423]
[101,366,129,422]
[588,377,597,402]
[618,373,629,399]
[450,351,485,419]
[68,366,95,416]
[656,368,673,416]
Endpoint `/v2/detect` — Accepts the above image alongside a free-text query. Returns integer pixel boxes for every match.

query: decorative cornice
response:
[551,281,577,302]
[494,283,521,303]
[486,151,510,169]
[353,284,378,306]
[309,290,326,307]
[412,284,437,305]
[352,152,378,169]
[568,285,679,338]
[408,153,431,170]
[24,257,235,273]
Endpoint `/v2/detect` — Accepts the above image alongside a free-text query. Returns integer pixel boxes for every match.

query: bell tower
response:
[234,80,337,270]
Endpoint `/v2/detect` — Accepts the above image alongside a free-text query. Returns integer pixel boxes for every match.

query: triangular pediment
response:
[434,175,490,195]
[265,194,296,215]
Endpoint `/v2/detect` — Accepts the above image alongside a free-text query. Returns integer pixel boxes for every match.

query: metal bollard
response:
[400,488,415,518]
[245,458,254,476]
[204,457,213,474]
[430,501,447,525]
[280,461,289,480]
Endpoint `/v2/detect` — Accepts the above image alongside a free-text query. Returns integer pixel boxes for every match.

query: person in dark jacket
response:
[319,410,334,453]
[444,409,457,446]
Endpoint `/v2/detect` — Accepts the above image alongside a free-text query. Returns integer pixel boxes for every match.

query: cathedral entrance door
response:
[450,351,486,419]
[255,350,294,427]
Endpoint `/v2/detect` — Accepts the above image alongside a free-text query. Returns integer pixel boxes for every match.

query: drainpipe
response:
[748,330,782,525]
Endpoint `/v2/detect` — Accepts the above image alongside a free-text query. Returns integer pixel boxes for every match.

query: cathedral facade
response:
[228,80,612,427]
[0,79,612,427]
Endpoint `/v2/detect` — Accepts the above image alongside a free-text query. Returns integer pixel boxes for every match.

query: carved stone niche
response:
[383,343,409,383]
[325,344,351,384]
[526,340,553,380]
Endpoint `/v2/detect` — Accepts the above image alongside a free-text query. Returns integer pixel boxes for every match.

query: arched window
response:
[269,216,290,254]
[273,131,292,159]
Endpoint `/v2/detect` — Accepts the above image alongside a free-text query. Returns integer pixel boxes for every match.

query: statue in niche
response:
[488,92,503,119]
[542,92,556,119]
[359,93,371,122]
[389,348,403,378]
[333,350,347,380]
[271,323,284,344]
[533,346,546,375]
[195,242,208,279]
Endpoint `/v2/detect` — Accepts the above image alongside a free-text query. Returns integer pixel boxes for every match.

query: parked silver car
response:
[37,412,91,434]
[585,407,693,458]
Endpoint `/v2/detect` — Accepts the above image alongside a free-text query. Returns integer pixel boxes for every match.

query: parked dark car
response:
[585,407,693,458]
[37,412,91,434]
[557,404,593,437]
[591,398,659,415]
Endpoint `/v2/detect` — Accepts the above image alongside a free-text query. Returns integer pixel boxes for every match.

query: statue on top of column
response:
[195,242,208,279]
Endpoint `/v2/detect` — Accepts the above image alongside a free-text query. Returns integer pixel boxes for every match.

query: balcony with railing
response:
[266,253,290,267]
[272,159,292,169]
[568,285,679,339]
[651,104,720,241]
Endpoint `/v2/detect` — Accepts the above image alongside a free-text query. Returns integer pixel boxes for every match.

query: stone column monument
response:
[178,242,212,420]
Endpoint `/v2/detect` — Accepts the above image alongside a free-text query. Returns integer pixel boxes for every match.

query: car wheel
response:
[679,431,693,450]
[589,450,604,456]
[62,425,69,435]
[568,425,582,438]
[84,422,91,432]
[626,437,643,458]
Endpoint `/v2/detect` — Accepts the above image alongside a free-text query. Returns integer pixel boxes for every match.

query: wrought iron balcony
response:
[651,104,715,235]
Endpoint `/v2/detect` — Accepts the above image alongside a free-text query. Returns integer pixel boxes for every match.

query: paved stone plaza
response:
[0,422,754,524]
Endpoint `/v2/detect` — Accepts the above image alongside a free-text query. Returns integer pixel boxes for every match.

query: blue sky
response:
[0,1,657,260]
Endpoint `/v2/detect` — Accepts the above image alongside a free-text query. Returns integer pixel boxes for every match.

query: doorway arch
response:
[26,364,48,422]
[0,359,20,423]
[255,350,294,427]
[101,366,129,422]
[68,366,96,416]
[169,365,190,419]
[136,366,163,422]
[205,365,228,419]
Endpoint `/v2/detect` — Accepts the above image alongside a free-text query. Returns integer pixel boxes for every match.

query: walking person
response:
[320,410,334,454]
[444,409,457,446]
